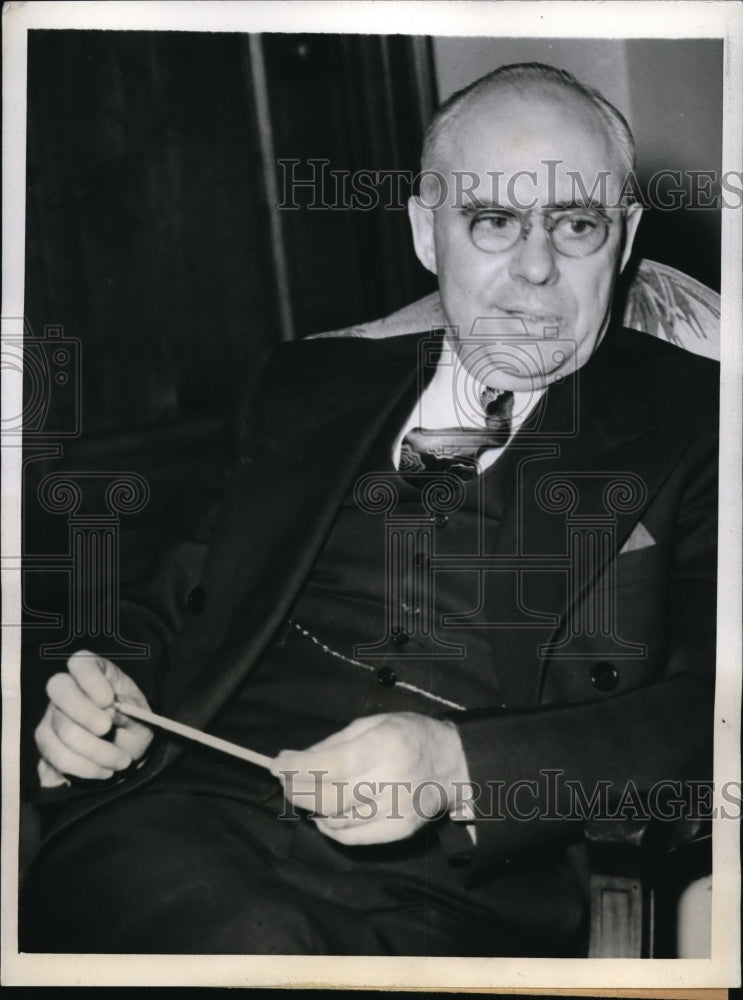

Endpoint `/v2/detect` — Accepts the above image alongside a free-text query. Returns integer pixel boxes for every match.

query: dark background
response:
[24,30,436,438]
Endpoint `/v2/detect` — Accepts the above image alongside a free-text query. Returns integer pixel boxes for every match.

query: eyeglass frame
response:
[463,203,619,259]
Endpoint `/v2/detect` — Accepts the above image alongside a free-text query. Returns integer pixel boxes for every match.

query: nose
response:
[507,223,558,285]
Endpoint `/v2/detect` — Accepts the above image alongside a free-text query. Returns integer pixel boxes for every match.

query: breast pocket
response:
[605,540,670,589]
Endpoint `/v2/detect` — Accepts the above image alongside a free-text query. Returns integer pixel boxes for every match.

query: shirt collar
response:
[392,337,546,470]
[413,337,545,431]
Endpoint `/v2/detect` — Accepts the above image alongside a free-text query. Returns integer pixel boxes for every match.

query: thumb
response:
[98,657,150,709]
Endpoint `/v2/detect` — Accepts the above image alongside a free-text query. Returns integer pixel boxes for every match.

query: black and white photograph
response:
[2,0,741,990]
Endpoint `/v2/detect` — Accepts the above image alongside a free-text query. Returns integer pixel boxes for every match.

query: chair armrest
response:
[585,817,712,957]
[585,817,654,957]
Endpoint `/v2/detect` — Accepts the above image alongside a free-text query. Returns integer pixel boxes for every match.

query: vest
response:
[162,390,515,799]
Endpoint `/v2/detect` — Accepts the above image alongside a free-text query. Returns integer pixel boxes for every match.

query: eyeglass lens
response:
[469,209,609,258]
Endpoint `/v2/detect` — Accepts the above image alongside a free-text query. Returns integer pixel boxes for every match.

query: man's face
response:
[409,85,642,391]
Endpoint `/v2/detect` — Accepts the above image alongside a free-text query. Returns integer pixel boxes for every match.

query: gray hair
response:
[421,62,636,179]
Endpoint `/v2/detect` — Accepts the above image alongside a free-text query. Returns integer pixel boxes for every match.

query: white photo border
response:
[2,0,740,989]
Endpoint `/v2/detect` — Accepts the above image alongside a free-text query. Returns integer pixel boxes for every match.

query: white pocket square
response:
[619,522,655,554]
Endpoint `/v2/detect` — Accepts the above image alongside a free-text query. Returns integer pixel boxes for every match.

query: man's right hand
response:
[35,650,154,788]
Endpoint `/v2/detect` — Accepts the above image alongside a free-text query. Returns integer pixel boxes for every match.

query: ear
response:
[619,202,643,273]
[407,195,438,275]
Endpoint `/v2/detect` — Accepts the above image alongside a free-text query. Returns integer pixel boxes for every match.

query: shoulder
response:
[229,329,434,444]
[278,328,435,366]
[248,328,436,393]
[603,326,719,431]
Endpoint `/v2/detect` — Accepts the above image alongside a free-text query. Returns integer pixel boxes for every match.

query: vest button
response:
[186,586,207,614]
[377,666,397,687]
[391,629,409,645]
[591,661,618,692]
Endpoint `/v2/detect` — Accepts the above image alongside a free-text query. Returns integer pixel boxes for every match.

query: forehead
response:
[440,85,622,203]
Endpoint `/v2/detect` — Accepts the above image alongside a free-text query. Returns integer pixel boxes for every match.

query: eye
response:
[569,218,595,234]
[549,210,609,258]
[553,212,602,239]
[469,210,521,249]
[472,210,517,231]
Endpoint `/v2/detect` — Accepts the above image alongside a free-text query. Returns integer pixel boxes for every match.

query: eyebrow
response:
[548,199,609,212]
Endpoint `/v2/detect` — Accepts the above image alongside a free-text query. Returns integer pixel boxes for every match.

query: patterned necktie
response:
[399,389,514,481]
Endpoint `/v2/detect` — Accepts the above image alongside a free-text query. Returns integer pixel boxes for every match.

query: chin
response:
[499,370,564,392]
[467,344,578,385]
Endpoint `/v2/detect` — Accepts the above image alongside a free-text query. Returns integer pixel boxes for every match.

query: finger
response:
[279,763,385,819]
[311,806,371,828]
[111,704,153,735]
[280,775,348,819]
[99,658,150,709]
[37,758,69,789]
[312,815,409,847]
[66,650,117,710]
[36,719,115,781]
[312,816,357,840]
[287,774,383,822]
[110,717,154,760]
[272,750,339,789]
[275,740,371,783]
[50,707,132,771]
[46,672,113,737]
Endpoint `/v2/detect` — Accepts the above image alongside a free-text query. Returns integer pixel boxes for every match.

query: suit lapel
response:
[488,331,691,704]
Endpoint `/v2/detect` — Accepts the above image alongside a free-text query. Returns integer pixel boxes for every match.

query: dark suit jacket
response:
[38,325,719,878]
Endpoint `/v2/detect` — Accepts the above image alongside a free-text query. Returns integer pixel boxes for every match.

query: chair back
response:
[313,258,720,361]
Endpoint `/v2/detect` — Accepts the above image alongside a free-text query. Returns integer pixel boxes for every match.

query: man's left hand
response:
[271,713,470,845]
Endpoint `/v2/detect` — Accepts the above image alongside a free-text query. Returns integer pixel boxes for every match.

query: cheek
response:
[440,248,500,305]
[435,226,493,287]
[438,259,487,325]
[571,265,616,325]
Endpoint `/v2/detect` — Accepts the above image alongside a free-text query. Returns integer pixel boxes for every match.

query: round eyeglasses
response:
[469,207,612,259]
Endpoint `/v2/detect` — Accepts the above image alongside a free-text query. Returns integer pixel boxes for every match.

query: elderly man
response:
[21,63,717,956]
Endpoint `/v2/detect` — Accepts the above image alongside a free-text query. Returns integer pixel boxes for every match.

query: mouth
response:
[500,307,563,325]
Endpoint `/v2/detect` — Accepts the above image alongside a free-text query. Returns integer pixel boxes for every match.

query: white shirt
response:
[392,339,546,472]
